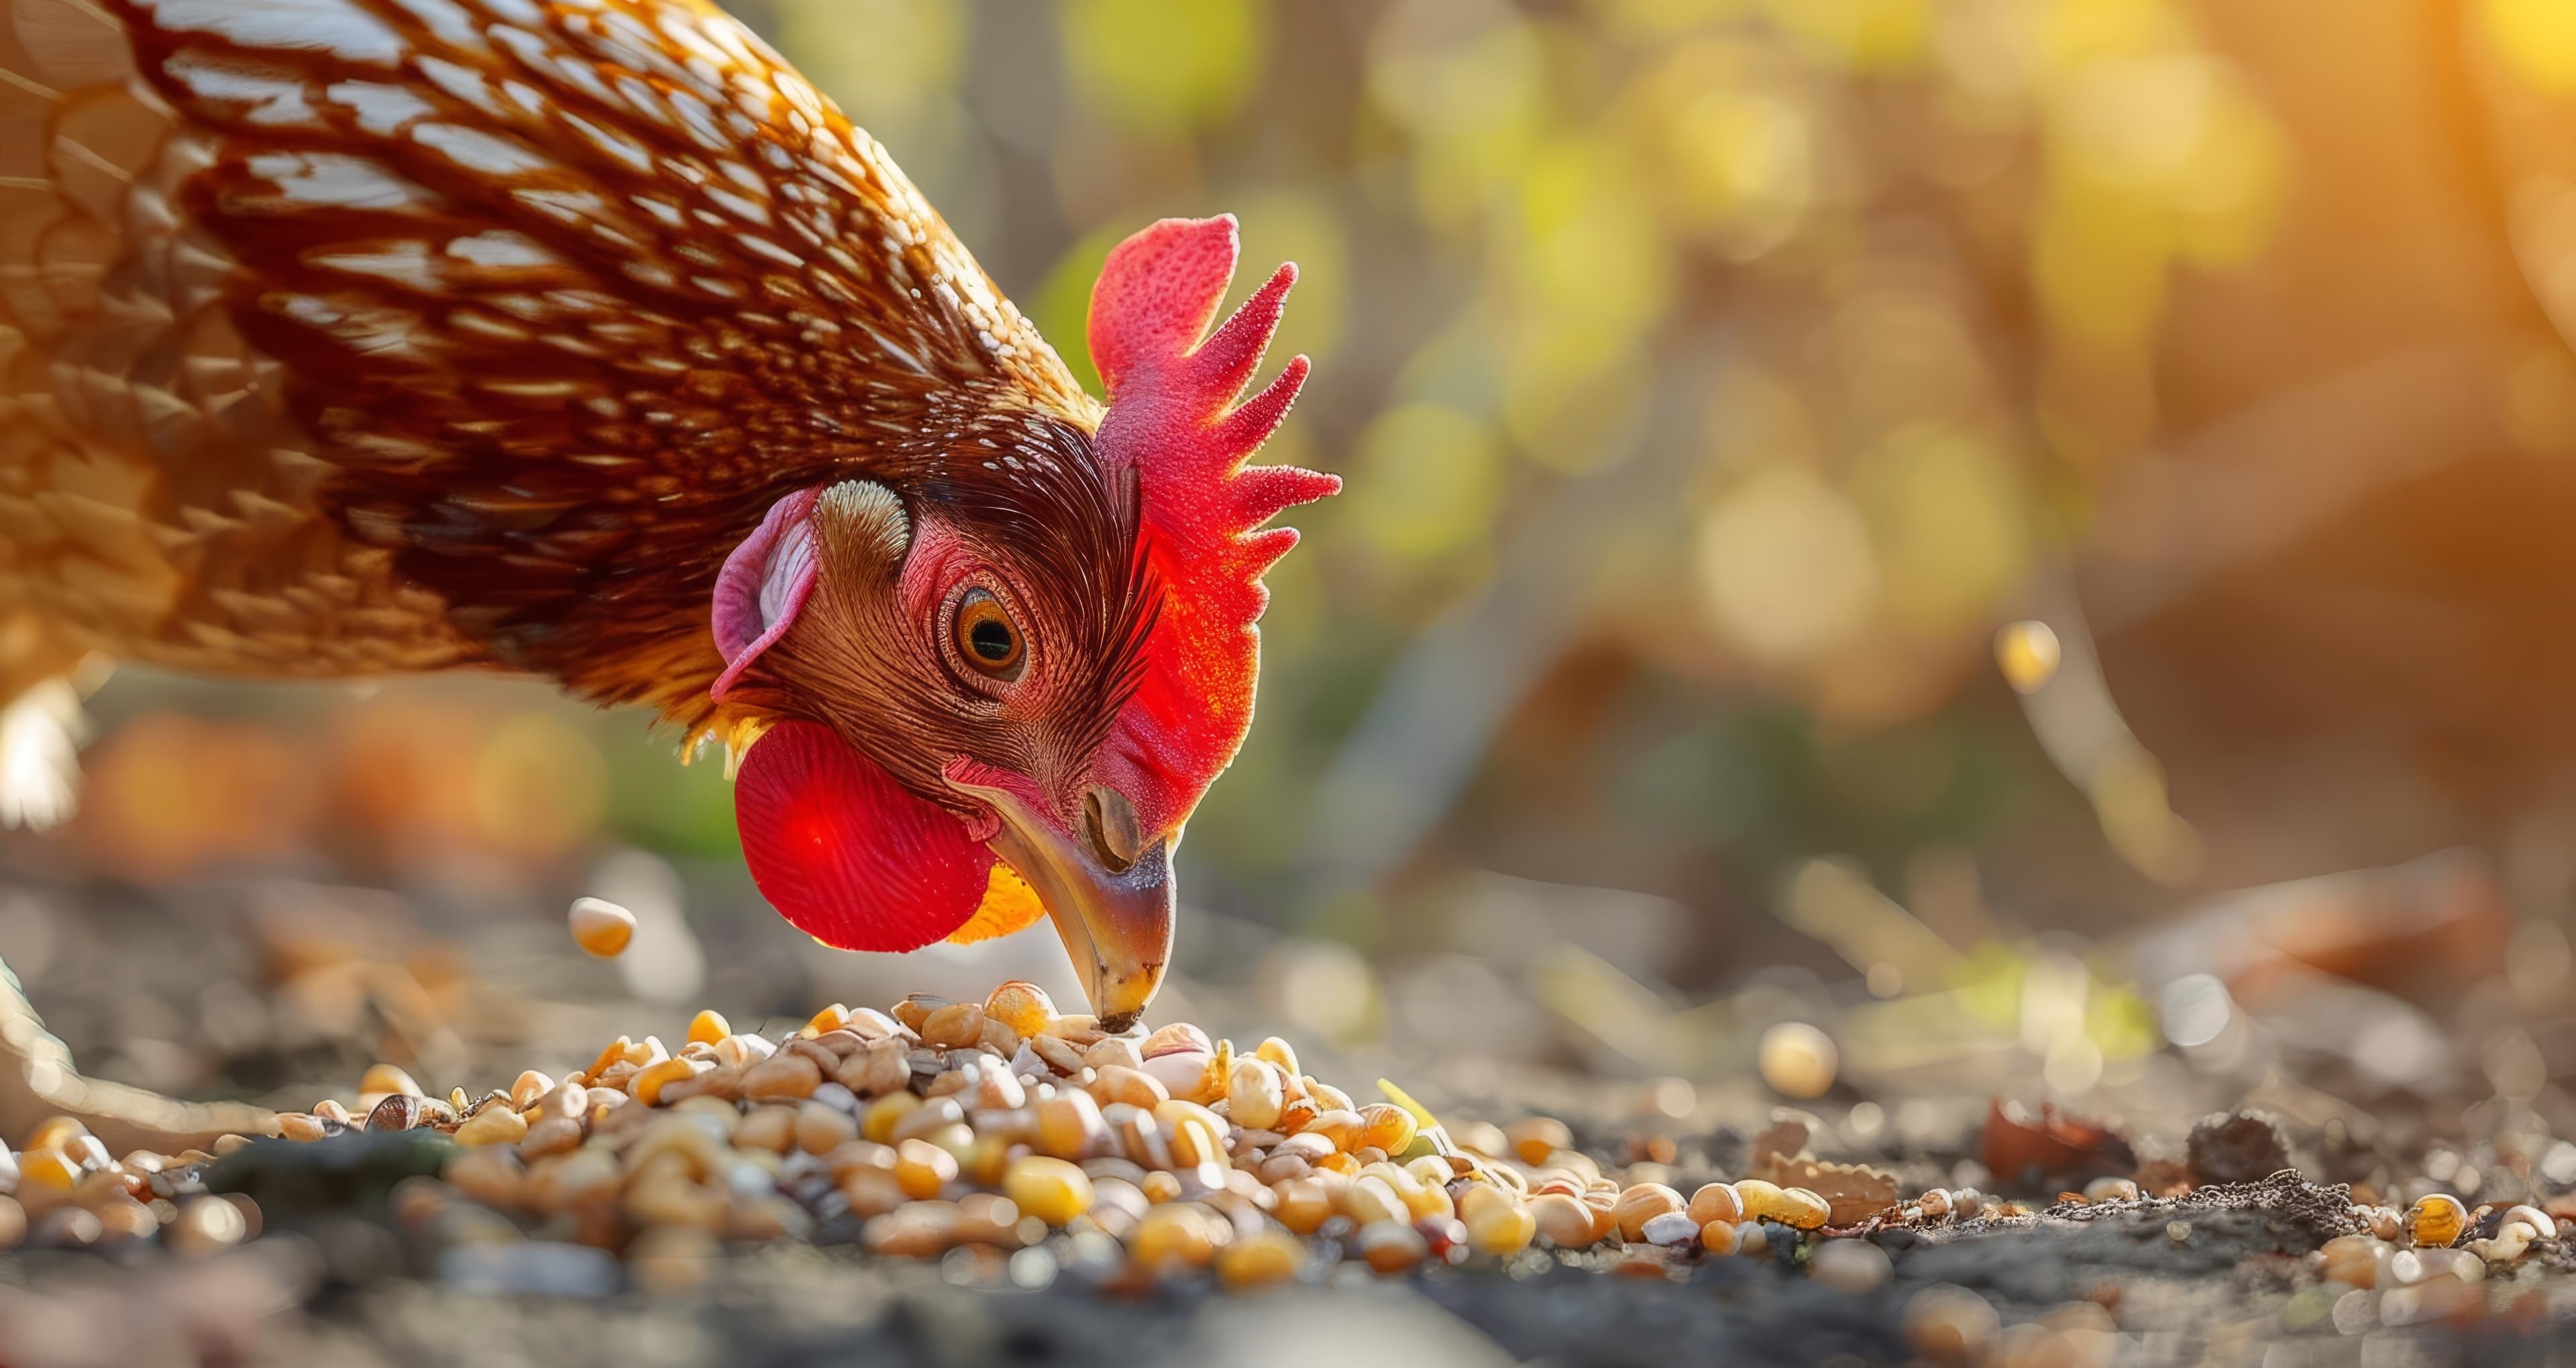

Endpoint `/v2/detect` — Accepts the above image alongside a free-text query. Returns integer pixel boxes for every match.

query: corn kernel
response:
[1505,1117,1572,1164]
[1701,1218,1741,1255]
[19,1148,78,1192]
[1254,1036,1300,1078]
[1216,1229,1306,1289]
[1688,1182,1742,1227]
[1130,1203,1218,1269]
[983,982,1055,1039]
[1002,1156,1093,1227]
[360,1064,423,1099]
[568,897,635,958]
[1465,1198,1537,1256]
[276,1113,326,1143]
[686,1010,730,1046]
[1611,1183,1685,1241]
[454,1107,528,1147]
[1359,1220,1428,1273]
[1228,1058,1285,1131]
[1529,1192,1607,1247]
[628,1058,702,1106]
[1356,1104,1417,1156]
[1275,1178,1334,1235]
[2407,1194,2467,1247]
[895,1139,957,1200]
[1139,1170,1182,1204]
[24,1117,86,1155]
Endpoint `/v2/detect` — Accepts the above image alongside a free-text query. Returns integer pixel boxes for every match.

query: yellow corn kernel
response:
[454,1107,529,1147]
[1217,1229,1307,1289]
[983,982,1055,1039]
[2408,1194,2468,1247]
[895,1138,957,1200]
[627,1058,702,1107]
[360,1064,423,1099]
[686,1010,731,1046]
[568,897,635,958]
[1130,1204,1218,1270]
[1356,1104,1418,1156]
[1002,1156,1093,1227]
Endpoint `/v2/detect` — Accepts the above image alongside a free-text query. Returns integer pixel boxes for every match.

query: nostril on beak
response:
[1083,785,1141,874]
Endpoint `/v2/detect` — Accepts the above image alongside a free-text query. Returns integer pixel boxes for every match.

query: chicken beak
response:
[943,775,1173,1031]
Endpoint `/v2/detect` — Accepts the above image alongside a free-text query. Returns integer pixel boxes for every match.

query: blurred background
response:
[14,0,2576,1182]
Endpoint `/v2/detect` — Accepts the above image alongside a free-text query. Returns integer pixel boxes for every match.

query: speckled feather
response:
[0,0,1095,742]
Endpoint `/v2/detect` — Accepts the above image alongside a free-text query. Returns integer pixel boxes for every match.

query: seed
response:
[1356,1104,1417,1156]
[1248,1175,1320,1235]
[1228,1058,1285,1131]
[1084,1037,1144,1074]
[1735,1179,1829,1229]
[1464,1198,1537,1256]
[889,994,946,1033]
[277,1113,326,1143]
[1255,1037,1300,1078]
[686,1011,730,1045]
[1140,1050,1214,1102]
[1035,1091,1107,1161]
[1757,1022,1837,1099]
[360,1064,423,1100]
[2407,1194,2467,1247]
[891,1096,967,1146]
[1529,1193,1605,1247]
[627,1058,702,1106]
[732,1106,796,1154]
[2504,1204,2557,1241]
[0,1196,19,1250]
[1811,1239,1892,1292]
[1359,1220,1428,1274]
[1142,1023,1212,1058]
[864,1200,961,1257]
[1917,1189,1951,1219]
[741,1052,822,1102]
[17,1147,78,1193]
[1344,1176,1409,1228]
[1687,1182,1742,1227]
[1130,1203,1220,1270]
[1089,1065,1169,1110]
[1611,1183,1686,1241]
[863,1092,922,1144]
[1303,1109,1364,1151]
[517,1116,582,1161]
[2322,1234,2390,1288]
[506,1071,554,1109]
[1907,1285,2002,1364]
[445,1145,525,1207]
[916,1002,984,1050]
[896,1139,958,1200]
[368,1096,427,1133]
[568,897,636,958]
[983,982,1055,1039]
[1700,1219,1740,1255]
[1216,1229,1305,1289]
[796,1102,858,1155]
[454,1107,528,1147]
[1003,1156,1093,1227]
[2083,1177,2139,1204]
[1505,1117,1572,1164]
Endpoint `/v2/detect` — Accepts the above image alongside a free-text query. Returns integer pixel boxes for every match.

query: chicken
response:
[0,0,1336,1027]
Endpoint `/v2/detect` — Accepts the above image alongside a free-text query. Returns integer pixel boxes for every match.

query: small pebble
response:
[1811,1239,1893,1293]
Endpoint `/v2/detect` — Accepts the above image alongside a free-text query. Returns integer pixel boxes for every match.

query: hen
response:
[0,0,1335,1027]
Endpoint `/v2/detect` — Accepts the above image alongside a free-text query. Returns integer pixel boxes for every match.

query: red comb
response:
[1088,216,1340,837]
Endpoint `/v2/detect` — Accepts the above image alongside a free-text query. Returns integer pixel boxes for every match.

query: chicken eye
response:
[953,589,1024,680]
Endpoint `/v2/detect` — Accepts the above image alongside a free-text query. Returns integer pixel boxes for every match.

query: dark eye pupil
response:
[969,618,1014,661]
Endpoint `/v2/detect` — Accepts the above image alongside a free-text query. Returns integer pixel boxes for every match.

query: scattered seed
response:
[568,897,637,958]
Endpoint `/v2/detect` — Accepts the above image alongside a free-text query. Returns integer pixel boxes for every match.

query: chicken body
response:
[0,0,1336,1023]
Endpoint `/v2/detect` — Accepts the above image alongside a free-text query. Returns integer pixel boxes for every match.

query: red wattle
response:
[735,720,992,951]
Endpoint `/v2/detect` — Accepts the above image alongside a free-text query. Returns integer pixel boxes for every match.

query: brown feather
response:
[0,0,1099,750]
